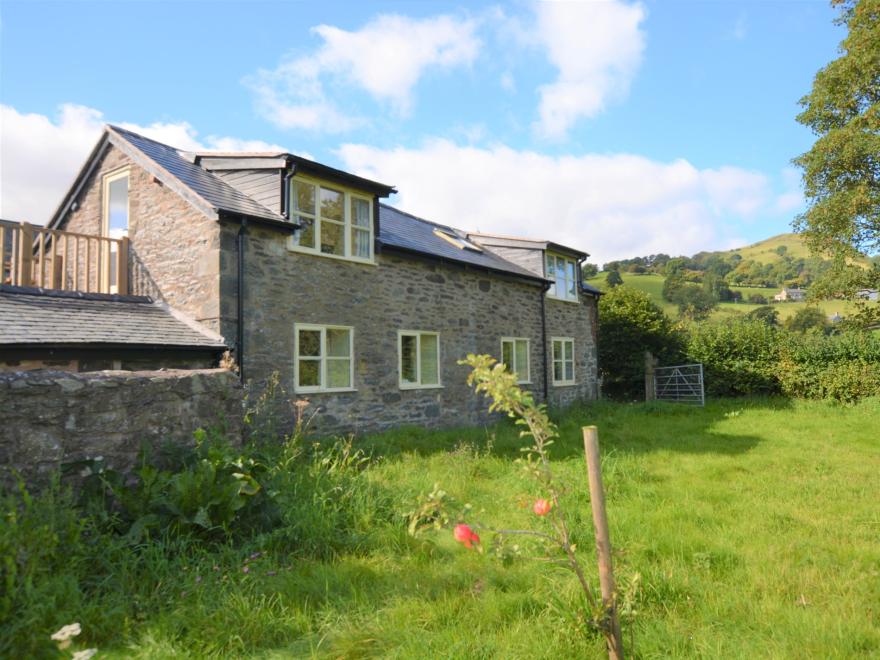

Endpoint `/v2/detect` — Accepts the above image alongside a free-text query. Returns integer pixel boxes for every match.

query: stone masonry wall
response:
[229,223,598,436]
[58,146,224,333]
[0,369,242,485]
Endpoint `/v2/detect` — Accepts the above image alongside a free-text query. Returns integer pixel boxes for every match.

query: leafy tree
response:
[581,262,599,278]
[775,245,788,256]
[598,286,682,399]
[793,0,880,292]
[748,293,769,305]
[605,269,624,288]
[674,285,717,321]
[747,305,781,326]
[785,306,831,334]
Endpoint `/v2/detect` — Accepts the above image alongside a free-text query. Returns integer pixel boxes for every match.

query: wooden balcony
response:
[0,221,130,295]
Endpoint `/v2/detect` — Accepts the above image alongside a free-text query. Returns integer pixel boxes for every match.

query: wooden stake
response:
[583,425,624,660]
[644,351,657,401]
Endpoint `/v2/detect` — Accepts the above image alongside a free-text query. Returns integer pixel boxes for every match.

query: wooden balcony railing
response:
[0,221,130,295]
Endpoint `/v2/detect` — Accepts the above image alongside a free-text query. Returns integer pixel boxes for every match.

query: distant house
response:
[855,288,879,302]
[773,287,806,302]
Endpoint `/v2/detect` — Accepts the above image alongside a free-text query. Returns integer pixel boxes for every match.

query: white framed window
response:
[500,337,531,384]
[398,330,441,389]
[546,253,578,302]
[551,337,576,386]
[102,168,129,293]
[288,175,374,263]
[294,324,355,393]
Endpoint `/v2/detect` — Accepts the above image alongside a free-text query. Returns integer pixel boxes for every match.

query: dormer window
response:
[546,253,578,302]
[289,176,374,263]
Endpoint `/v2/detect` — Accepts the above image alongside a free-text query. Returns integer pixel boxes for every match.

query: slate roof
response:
[0,286,227,349]
[108,126,287,224]
[378,205,544,282]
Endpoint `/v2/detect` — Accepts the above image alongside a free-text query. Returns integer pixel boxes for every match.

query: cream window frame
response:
[546,253,579,302]
[101,167,130,293]
[287,174,375,264]
[398,330,443,390]
[551,336,576,386]
[293,323,356,393]
[500,337,531,384]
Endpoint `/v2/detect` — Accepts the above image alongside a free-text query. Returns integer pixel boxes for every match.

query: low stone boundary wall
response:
[0,368,242,485]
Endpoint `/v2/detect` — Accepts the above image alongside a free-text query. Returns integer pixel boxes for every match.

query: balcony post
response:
[117,236,130,294]
[18,223,33,287]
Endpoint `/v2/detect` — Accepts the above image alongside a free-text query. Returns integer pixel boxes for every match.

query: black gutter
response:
[236,217,248,382]
[540,281,551,402]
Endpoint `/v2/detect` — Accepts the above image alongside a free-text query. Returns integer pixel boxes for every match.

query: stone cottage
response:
[5,125,600,434]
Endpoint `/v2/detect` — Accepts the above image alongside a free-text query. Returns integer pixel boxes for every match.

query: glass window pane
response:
[553,360,563,382]
[327,328,350,357]
[327,358,351,389]
[298,329,321,357]
[401,335,417,383]
[565,341,573,361]
[501,341,513,372]
[351,227,371,259]
[298,360,320,387]
[107,176,128,236]
[553,340,562,361]
[320,187,344,222]
[566,259,576,282]
[546,255,556,278]
[351,197,371,227]
[295,216,315,249]
[515,340,529,379]
[293,181,315,215]
[565,361,574,382]
[320,220,344,256]
[420,334,439,385]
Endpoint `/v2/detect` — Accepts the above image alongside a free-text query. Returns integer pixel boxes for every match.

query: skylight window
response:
[433,228,483,252]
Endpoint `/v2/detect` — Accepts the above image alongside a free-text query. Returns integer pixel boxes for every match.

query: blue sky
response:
[0,0,842,263]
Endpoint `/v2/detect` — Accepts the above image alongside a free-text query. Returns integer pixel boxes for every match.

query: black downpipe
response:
[281,167,294,219]
[540,281,551,402]
[236,217,248,382]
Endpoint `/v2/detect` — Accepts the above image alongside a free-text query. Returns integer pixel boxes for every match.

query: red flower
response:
[533,498,552,517]
[453,523,480,549]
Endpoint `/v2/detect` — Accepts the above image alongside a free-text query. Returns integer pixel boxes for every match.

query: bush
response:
[685,319,781,396]
[598,286,682,400]
[784,306,830,334]
[748,293,768,304]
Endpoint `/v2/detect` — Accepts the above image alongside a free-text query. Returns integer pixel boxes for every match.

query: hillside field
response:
[586,272,861,321]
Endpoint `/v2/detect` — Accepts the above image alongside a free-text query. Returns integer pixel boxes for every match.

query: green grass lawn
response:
[586,272,861,322]
[84,398,880,658]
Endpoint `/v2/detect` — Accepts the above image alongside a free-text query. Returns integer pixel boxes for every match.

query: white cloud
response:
[730,14,748,40]
[774,166,804,214]
[338,139,771,264]
[0,104,285,225]
[247,13,481,132]
[531,0,647,139]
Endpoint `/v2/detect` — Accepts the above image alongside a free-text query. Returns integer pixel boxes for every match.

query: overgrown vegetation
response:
[599,285,880,401]
[2,397,879,657]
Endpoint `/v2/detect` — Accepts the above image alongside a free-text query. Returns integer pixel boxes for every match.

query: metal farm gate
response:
[653,363,705,406]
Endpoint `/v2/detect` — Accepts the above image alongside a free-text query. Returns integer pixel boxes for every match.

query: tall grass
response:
[2,397,879,657]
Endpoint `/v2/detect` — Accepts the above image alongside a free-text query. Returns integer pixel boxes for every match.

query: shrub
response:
[785,306,830,334]
[598,286,682,400]
[746,305,780,326]
[685,319,781,396]
[748,293,768,304]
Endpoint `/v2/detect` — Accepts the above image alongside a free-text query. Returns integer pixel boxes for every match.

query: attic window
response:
[433,228,483,252]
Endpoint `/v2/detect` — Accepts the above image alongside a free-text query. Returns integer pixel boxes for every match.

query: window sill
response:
[287,245,377,267]
[399,383,445,391]
[546,295,580,304]
[552,382,577,388]
[294,387,358,394]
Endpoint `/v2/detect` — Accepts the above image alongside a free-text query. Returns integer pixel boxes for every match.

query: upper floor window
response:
[546,253,578,302]
[289,176,373,263]
[102,169,129,239]
[500,337,530,384]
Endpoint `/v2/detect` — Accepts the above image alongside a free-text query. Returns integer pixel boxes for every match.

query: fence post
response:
[583,425,624,660]
[117,236,130,294]
[18,222,33,287]
[644,351,657,401]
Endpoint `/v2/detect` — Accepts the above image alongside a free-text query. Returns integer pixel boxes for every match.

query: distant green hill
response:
[715,232,870,267]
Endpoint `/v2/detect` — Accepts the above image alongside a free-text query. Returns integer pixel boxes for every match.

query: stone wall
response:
[228,223,599,436]
[0,369,242,484]
[58,145,225,333]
